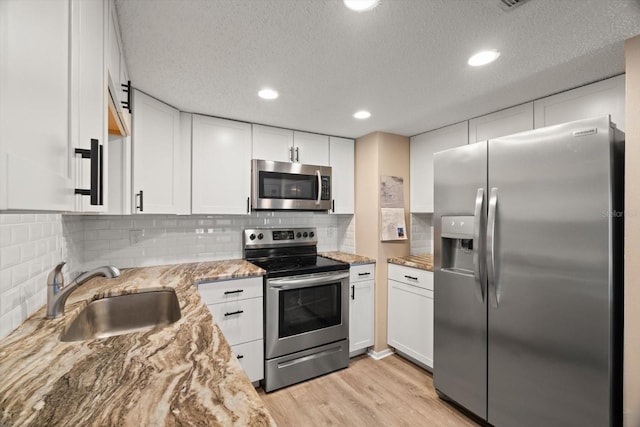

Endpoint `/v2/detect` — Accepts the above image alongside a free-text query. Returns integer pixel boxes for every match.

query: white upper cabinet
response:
[534,75,625,131]
[70,0,107,213]
[410,122,468,213]
[329,137,355,214]
[293,131,330,166]
[192,115,252,214]
[252,124,293,163]
[252,125,330,166]
[0,0,74,211]
[132,90,189,214]
[468,102,534,143]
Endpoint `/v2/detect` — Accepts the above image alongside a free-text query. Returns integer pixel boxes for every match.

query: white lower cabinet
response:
[198,276,264,382]
[349,263,375,355]
[387,264,434,369]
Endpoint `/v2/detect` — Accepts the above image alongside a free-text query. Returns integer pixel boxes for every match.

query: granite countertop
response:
[387,254,434,272]
[0,260,276,427]
[319,251,376,265]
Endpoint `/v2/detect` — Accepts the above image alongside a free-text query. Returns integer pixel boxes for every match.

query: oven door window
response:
[259,171,318,200]
[279,283,341,338]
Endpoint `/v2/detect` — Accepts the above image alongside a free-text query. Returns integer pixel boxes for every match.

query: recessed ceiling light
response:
[353,110,371,120]
[468,50,501,67]
[344,0,380,12]
[258,88,279,100]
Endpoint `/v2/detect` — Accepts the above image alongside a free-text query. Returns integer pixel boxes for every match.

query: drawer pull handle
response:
[404,275,418,280]
[224,289,244,295]
[358,272,371,276]
[236,354,244,360]
[224,310,244,316]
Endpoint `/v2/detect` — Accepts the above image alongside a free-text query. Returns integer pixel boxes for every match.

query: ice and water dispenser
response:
[440,216,475,274]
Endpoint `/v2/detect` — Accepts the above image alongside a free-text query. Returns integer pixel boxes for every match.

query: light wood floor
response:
[258,354,480,427]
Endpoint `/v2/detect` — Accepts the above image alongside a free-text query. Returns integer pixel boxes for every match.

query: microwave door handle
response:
[316,170,321,205]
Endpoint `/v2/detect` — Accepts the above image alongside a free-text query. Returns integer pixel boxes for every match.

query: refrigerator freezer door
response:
[433,141,488,419]
[486,116,615,427]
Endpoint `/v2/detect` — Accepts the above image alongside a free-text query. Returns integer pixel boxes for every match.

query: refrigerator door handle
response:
[473,188,485,303]
[487,187,499,308]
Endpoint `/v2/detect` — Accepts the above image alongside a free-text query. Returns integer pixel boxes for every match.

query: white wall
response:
[0,214,83,338]
[80,212,351,270]
[410,213,433,255]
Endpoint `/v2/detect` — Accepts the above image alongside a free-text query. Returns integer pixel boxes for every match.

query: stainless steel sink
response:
[60,290,181,342]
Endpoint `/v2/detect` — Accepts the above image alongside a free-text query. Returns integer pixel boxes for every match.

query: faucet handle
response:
[48,262,66,291]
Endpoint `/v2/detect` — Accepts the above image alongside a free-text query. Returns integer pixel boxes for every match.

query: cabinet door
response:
[252,124,293,163]
[410,122,468,213]
[388,279,434,368]
[70,0,107,213]
[329,137,355,214]
[294,131,329,166]
[192,115,252,214]
[349,280,374,353]
[468,103,534,143]
[533,75,625,131]
[132,90,186,214]
[0,0,74,211]
[106,0,121,98]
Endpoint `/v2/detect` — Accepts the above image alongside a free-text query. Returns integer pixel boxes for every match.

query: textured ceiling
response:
[115,0,640,138]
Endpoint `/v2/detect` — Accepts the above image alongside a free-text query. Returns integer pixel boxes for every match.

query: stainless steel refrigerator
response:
[433,116,624,427]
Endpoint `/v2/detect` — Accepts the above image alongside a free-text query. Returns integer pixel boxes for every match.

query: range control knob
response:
[296,232,302,238]
[309,231,315,238]
[257,233,264,240]
[249,233,256,241]
[303,232,308,238]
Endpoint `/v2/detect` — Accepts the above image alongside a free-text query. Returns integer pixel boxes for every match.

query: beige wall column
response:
[355,132,410,352]
[624,34,640,427]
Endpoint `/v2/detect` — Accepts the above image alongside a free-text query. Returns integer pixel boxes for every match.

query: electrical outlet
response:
[130,229,143,245]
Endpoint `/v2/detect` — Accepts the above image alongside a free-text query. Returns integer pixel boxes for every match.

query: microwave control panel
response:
[321,176,330,200]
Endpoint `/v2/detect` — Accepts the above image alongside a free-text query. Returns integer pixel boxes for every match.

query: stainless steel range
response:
[244,227,350,392]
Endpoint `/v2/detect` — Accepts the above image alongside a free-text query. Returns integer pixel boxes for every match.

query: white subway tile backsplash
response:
[410,213,433,255]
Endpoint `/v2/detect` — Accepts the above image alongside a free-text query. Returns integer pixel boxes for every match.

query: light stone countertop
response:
[319,251,376,265]
[0,260,276,427]
[387,254,434,272]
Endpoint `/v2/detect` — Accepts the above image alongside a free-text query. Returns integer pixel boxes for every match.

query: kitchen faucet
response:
[46,262,121,319]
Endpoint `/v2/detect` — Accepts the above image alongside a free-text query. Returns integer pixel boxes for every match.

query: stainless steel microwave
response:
[251,159,332,211]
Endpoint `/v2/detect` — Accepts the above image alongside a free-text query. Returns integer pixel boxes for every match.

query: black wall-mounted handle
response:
[74,138,103,206]
[224,289,244,295]
[136,191,144,212]
[224,310,244,317]
[121,80,132,113]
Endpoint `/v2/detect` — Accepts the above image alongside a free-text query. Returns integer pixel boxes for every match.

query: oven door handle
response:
[268,271,349,289]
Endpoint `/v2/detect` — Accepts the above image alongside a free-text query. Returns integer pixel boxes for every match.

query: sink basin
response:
[61,290,181,342]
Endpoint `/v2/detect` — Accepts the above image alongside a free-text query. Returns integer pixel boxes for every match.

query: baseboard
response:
[367,348,395,360]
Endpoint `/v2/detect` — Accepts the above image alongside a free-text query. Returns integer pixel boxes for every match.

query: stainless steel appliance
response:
[251,159,332,211]
[244,228,350,392]
[433,116,624,427]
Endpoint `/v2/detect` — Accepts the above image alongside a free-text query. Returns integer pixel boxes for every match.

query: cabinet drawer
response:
[207,297,263,345]
[388,264,433,290]
[231,339,264,383]
[198,276,263,305]
[350,263,375,283]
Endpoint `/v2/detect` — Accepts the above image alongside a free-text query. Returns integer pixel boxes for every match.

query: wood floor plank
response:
[258,354,480,427]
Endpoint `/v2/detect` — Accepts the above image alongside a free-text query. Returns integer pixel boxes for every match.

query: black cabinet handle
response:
[247,196,250,213]
[404,275,418,280]
[236,354,244,360]
[74,138,103,206]
[121,80,132,112]
[224,310,244,317]
[136,190,144,212]
[332,199,335,213]
[351,285,355,300]
[224,289,244,295]
[358,272,371,276]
